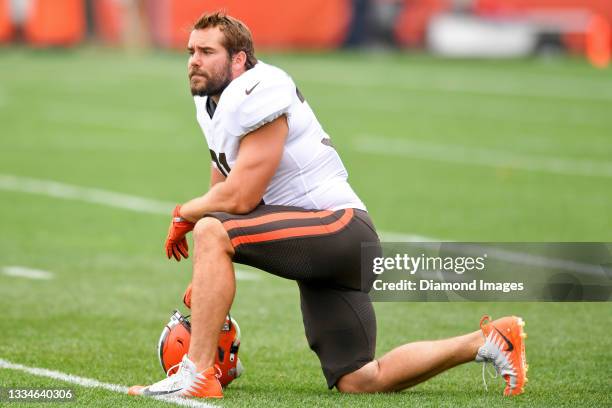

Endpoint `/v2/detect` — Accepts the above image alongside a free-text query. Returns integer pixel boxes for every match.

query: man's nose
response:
[189,55,200,69]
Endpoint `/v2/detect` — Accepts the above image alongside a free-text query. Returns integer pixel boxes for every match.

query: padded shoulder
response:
[223,63,294,138]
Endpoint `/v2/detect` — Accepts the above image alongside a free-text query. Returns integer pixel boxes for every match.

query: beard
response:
[189,59,232,97]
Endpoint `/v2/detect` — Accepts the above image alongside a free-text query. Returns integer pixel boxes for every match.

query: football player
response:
[128,12,528,399]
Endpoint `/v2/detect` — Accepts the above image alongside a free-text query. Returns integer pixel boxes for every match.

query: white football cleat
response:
[128,354,223,399]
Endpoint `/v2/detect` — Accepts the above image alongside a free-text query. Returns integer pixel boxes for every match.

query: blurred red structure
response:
[1,0,609,67]
[153,0,351,49]
[474,0,612,20]
[395,0,612,48]
[94,0,123,44]
[474,0,612,66]
[586,14,611,68]
[474,0,612,52]
[394,0,611,66]
[394,0,451,48]
[92,0,351,49]
[24,0,85,46]
[0,0,12,42]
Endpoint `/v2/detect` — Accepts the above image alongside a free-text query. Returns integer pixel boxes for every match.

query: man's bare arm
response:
[180,115,288,222]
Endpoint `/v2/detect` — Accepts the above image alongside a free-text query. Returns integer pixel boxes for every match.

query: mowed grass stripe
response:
[271,56,612,102]
[354,136,612,178]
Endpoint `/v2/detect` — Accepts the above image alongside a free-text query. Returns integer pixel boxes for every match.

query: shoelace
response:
[481,359,499,391]
[166,361,183,378]
[478,314,497,391]
[167,361,221,385]
[162,360,195,390]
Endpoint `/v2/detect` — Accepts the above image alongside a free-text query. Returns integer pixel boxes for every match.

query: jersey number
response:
[210,149,231,177]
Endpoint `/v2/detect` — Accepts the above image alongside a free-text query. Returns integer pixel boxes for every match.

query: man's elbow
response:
[222,179,264,214]
[231,193,261,215]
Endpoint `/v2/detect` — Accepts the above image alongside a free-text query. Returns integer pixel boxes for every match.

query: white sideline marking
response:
[0,174,429,242]
[2,266,54,280]
[0,359,216,408]
[355,136,612,178]
[0,174,174,214]
[0,174,604,277]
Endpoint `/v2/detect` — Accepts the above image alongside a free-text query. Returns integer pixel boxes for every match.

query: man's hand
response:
[165,205,195,261]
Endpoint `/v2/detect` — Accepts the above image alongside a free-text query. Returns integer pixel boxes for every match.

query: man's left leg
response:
[336,330,484,393]
[299,281,527,396]
[336,315,528,396]
[188,217,236,371]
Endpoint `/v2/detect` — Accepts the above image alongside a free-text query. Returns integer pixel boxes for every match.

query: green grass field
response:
[1,48,611,407]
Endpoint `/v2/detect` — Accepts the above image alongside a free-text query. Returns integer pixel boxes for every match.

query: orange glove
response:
[183,282,192,309]
[165,205,195,261]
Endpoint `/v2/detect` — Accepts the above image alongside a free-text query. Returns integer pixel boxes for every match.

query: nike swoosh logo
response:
[493,326,514,352]
[245,81,260,95]
[142,387,183,396]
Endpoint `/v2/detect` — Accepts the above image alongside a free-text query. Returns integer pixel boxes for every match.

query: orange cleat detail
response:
[182,366,223,399]
[479,315,528,396]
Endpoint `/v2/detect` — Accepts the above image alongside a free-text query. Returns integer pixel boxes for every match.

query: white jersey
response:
[194,61,365,211]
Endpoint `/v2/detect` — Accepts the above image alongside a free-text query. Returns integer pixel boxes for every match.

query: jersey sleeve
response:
[226,75,293,138]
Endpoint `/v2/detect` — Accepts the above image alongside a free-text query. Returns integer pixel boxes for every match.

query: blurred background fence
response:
[0,0,610,67]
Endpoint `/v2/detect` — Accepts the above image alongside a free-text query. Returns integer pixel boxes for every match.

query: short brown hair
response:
[193,11,257,70]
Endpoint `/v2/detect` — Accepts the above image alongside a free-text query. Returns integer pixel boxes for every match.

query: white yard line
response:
[1,266,54,280]
[0,174,606,277]
[0,359,217,408]
[0,264,261,282]
[354,136,612,178]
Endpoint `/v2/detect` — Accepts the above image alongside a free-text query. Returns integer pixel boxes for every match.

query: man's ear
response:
[232,51,247,70]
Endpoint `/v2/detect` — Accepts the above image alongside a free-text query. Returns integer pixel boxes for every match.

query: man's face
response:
[187,28,233,97]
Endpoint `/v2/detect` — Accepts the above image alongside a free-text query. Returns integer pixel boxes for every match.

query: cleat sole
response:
[512,316,528,396]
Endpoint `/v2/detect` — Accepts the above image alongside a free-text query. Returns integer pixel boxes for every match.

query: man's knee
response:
[336,360,381,394]
[193,217,233,254]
